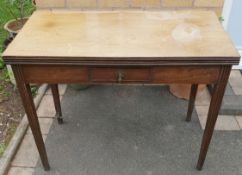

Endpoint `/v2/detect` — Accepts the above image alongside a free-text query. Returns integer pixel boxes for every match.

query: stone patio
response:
[220,70,242,115]
[7,84,67,175]
[6,70,242,175]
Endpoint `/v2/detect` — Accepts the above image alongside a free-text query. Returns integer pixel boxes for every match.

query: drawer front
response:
[122,68,151,82]
[22,65,89,83]
[90,68,117,82]
[90,68,151,83]
[152,66,220,84]
[22,65,220,84]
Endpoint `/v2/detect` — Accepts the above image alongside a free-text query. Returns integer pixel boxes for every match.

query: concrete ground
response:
[33,85,242,175]
[6,70,242,175]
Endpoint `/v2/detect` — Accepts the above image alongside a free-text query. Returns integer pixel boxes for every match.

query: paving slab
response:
[34,86,242,175]
[220,95,242,115]
[231,87,242,95]
[229,70,242,87]
[219,70,242,115]
[196,105,240,131]
[7,167,34,175]
[195,105,209,116]
[11,134,47,168]
[46,84,67,96]
[195,88,210,106]
[27,118,54,135]
[224,83,235,95]
[236,116,242,130]
[197,115,240,130]
[37,95,56,118]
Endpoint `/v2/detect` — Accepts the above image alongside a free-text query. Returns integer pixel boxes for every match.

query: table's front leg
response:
[196,65,231,170]
[12,65,50,171]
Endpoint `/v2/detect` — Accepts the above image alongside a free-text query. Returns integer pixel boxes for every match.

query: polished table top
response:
[3,10,240,65]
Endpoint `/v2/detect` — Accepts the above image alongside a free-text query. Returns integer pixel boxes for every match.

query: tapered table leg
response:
[12,65,50,171]
[196,66,231,170]
[50,84,63,124]
[186,84,198,122]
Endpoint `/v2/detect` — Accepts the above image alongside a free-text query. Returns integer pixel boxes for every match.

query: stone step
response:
[220,95,242,115]
[220,70,242,115]
[209,71,242,116]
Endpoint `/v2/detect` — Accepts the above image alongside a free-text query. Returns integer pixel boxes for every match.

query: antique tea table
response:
[3,10,240,170]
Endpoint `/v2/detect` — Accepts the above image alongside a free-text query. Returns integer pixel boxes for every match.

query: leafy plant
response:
[0,57,4,69]
[0,0,34,70]
[219,16,224,23]
[0,46,7,69]
[0,67,11,82]
[31,84,38,97]
[1,0,35,26]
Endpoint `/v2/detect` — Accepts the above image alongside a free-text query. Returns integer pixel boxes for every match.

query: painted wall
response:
[224,0,242,68]
[227,0,242,48]
[35,0,224,16]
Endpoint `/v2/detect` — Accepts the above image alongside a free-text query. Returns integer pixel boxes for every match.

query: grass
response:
[0,123,17,157]
[0,143,6,156]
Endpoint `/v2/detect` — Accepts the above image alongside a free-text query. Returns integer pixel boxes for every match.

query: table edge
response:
[3,56,240,66]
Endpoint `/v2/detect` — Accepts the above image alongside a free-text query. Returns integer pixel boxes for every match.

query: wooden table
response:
[3,10,240,171]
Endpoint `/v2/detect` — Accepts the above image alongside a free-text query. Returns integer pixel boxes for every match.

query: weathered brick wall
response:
[35,0,224,16]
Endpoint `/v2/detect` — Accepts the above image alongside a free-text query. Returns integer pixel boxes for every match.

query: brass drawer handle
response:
[117,70,124,82]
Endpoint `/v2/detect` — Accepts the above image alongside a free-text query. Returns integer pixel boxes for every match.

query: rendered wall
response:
[35,0,224,16]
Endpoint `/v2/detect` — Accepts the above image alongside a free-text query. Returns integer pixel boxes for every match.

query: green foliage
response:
[0,124,18,157]
[0,57,5,69]
[1,0,35,21]
[219,16,224,23]
[0,143,6,156]
[0,0,35,70]
[0,41,4,69]
[0,84,10,97]
[31,84,38,97]
[0,84,3,93]
[0,67,11,82]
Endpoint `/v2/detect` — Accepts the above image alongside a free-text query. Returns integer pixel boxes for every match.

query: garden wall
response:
[35,0,224,16]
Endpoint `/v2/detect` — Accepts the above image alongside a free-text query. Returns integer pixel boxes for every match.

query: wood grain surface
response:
[3,10,240,65]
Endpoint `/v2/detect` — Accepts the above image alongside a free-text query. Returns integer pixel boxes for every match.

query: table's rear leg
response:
[12,65,50,171]
[186,84,198,122]
[50,84,63,124]
[196,66,231,170]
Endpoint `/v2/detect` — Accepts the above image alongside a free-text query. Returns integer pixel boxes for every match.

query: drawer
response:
[90,68,151,83]
[152,66,220,84]
[22,65,89,83]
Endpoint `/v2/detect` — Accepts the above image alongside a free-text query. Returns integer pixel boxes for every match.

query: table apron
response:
[18,65,221,84]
